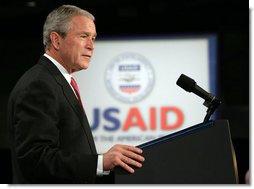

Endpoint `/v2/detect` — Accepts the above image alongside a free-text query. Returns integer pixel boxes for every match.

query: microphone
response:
[176,74,221,122]
[176,74,215,106]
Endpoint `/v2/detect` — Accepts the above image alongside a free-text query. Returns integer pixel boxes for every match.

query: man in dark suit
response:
[7,5,144,184]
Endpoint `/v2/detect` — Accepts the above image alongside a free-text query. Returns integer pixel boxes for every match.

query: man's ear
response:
[50,32,61,50]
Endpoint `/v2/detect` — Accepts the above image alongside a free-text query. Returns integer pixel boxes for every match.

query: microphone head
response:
[176,74,196,92]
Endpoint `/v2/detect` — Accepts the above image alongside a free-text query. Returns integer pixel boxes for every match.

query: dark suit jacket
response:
[7,55,98,184]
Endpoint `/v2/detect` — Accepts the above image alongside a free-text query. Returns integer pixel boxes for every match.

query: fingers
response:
[122,148,145,163]
[103,144,145,174]
[117,147,144,173]
[123,145,143,154]
[118,159,136,174]
[118,144,144,161]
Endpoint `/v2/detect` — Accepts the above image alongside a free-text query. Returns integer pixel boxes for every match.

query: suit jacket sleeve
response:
[11,78,98,183]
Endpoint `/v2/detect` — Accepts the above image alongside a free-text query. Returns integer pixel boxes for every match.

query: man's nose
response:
[86,38,94,50]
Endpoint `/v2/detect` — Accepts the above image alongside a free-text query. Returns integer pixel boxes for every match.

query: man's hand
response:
[103,144,145,173]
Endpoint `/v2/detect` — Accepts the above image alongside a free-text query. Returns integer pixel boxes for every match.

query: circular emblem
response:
[105,52,155,103]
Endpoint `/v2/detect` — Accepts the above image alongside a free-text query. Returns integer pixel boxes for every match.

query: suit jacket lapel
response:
[39,56,97,154]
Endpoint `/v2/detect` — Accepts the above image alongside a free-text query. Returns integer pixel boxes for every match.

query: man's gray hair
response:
[43,5,95,50]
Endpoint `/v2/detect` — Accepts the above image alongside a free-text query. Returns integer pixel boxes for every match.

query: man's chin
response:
[82,64,89,70]
[79,65,89,71]
[71,66,87,73]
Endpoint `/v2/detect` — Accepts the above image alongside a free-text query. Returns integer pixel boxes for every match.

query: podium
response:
[114,120,238,184]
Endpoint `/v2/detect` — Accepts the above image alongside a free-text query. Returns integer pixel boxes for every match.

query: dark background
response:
[0,0,249,184]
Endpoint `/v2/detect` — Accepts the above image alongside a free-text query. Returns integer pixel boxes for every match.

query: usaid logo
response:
[105,52,155,103]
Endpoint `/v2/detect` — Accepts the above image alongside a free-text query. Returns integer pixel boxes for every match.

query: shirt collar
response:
[43,53,72,84]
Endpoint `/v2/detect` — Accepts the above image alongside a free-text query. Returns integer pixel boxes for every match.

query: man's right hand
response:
[103,144,145,173]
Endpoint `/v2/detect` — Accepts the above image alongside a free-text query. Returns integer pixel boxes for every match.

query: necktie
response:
[70,77,84,111]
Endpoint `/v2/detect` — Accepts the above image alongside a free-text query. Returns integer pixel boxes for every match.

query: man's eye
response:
[81,35,87,38]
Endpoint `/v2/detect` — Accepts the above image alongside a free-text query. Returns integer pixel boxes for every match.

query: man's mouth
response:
[82,54,91,58]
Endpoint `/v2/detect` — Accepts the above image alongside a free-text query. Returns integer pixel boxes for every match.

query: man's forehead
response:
[69,16,96,32]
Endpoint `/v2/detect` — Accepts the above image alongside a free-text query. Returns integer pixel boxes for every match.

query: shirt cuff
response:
[97,154,110,176]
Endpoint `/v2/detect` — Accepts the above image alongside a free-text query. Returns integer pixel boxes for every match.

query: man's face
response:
[59,15,97,73]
